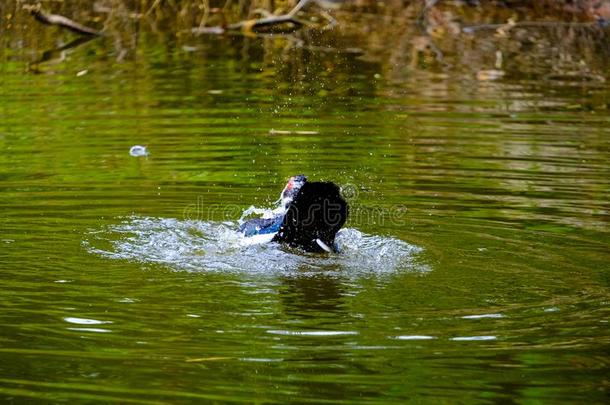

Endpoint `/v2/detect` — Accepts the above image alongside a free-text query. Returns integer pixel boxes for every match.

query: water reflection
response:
[28,35,98,74]
[278,273,347,316]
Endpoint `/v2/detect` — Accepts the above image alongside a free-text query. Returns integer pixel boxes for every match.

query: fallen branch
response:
[193,0,314,35]
[227,13,304,34]
[24,5,102,37]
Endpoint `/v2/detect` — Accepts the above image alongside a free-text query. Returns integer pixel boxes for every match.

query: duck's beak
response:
[315,238,333,253]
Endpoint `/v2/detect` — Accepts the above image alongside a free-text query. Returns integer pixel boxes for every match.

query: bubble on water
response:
[129,145,149,157]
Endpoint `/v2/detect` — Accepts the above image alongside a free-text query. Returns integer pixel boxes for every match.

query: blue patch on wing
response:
[239,216,283,237]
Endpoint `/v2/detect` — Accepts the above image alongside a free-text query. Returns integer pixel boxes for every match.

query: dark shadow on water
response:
[28,35,99,74]
[279,272,347,317]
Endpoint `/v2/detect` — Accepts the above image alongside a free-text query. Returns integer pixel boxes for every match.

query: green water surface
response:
[1,11,610,404]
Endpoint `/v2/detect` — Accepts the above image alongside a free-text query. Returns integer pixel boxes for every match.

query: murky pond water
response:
[1,4,610,403]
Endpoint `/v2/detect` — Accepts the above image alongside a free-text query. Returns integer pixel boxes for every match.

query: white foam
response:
[85,216,427,276]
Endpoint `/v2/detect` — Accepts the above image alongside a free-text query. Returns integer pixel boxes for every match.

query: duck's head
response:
[279,174,307,208]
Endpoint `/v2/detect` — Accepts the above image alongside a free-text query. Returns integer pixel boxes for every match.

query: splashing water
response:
[84,216,427,276]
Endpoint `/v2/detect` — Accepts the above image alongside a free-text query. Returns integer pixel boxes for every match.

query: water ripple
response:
[84,216,427,276]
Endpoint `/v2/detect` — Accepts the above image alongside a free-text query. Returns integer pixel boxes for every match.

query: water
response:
[1,4,610,403]
[85,217,424,275]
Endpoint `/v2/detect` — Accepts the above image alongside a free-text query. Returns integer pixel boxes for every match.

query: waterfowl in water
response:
[240,176,348,253]
[273,181,348,253]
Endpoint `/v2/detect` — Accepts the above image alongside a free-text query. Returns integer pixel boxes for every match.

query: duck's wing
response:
[239,216,283,237]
